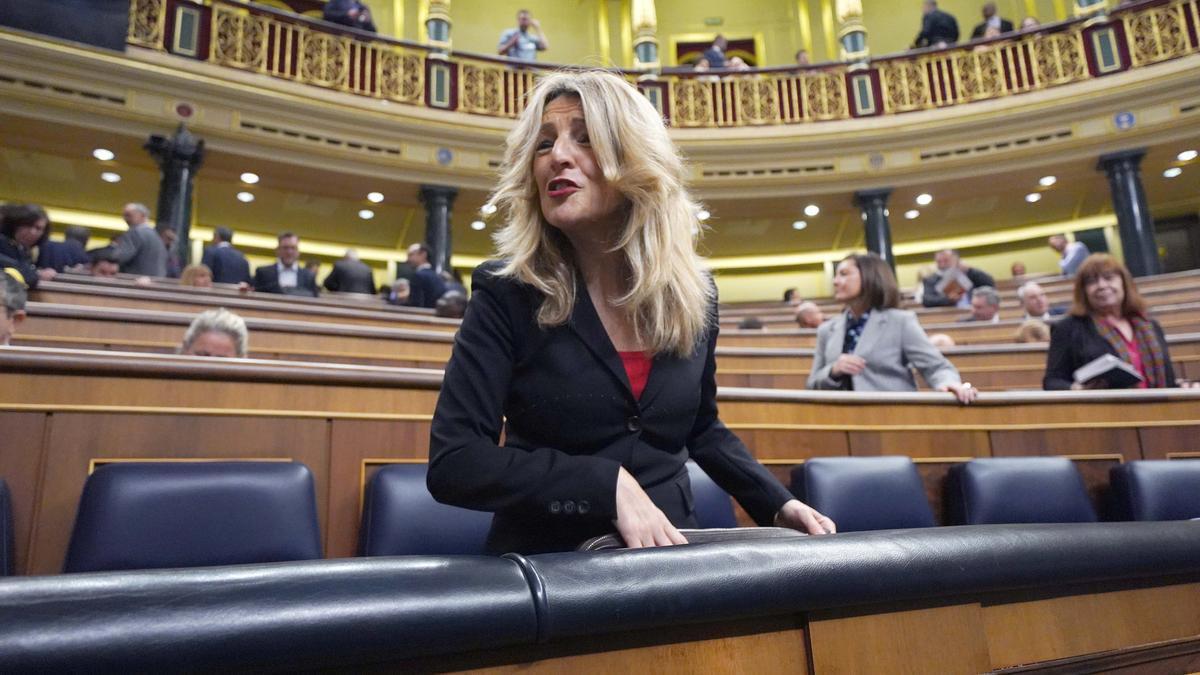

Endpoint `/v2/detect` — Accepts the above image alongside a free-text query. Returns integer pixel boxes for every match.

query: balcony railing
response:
[127,0,1200,127]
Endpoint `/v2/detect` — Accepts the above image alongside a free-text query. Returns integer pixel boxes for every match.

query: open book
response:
[1073,353,1144,388]
[934,270,973,300]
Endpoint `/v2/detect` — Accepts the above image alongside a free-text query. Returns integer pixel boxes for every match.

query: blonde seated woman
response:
[180,263,214,288]
[426,70,835,555]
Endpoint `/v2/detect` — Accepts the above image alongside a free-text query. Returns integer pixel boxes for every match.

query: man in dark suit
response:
[1018,281,1067,320]
[36,225,90,272]
[253,232,318,297]
[970,2,1014,39]
[201,227,252,285]
[322,0,375,32]
[912,0,960,48]
[406,242,445,308]
[922,249,995,308]
[323,249,376,294]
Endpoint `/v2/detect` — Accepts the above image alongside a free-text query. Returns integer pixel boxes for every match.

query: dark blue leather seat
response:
[0,479,13,576]
[63,462,323,573]
[360,463,492,556]
[686,461,737,529]
[790,456,935,531]
[1110,460,1200,521]
[946,457,1097,525]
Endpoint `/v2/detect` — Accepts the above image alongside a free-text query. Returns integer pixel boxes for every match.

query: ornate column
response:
[836,0,869,63]
[144,123,204,265]
[631,0,659,67]
[1098,149,1160,277]
[419,185,457,274]
[425,0,451,47]
[855,188,894,270]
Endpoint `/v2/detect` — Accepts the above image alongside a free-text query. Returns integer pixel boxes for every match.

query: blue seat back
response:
[0,479,12,576]
[1110,460,1200,521]
[359,464,492,556]
[685,461,738,529]
[946,458,1097,525]
[790,457,935,532]
[64,462,322,573]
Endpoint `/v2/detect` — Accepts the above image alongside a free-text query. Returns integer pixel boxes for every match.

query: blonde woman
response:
[427,71,835,554]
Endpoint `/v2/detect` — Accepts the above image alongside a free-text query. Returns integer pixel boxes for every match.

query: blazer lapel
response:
[826,313,847,360]
[567,283,635,400]
[852,310,888,357]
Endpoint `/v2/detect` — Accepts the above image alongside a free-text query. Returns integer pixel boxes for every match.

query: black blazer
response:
[0,235,39,289]
[253,263,319,297]
[1044,314,1176,390]
[201,245,252,285]
[409,267,446,308]
[323,259,376,294]
[427,262,794,554]
[971,18,1014,39]
[913,9,960,47]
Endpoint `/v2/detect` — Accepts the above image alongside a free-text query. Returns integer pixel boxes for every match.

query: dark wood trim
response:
[992,635,1200,674]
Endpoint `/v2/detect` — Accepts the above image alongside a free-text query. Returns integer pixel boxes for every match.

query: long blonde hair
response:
[489,70,713,357]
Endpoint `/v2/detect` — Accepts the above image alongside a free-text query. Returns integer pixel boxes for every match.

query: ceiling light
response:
[1163,167,1182,178]
[480,202,498,215]
[358,209,375,220]
[100,172,121,183]
[236,191,255,203]
[92,148,115,161]
[470,220,486,231]
[905,209,920,219]
[367,191,385,203]
[1038,175,1057,187]
[803,204,820,217]
[915,193,933,206]
[1177,150,1198,162]
[696,209,711,222]
[792,220,808,230]
[240,172,260,184]
[1025,192,1042,203]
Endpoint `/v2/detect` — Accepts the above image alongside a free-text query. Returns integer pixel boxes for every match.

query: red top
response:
[618,351,653,400]
[1108,319,1148,389]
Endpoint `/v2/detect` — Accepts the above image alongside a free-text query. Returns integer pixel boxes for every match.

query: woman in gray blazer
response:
[807,253,976,403]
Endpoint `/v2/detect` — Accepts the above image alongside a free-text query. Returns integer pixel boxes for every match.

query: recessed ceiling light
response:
[358,209,375,220]
[1025,192,1042,203]
[1038,175,1057,187]
[240,172,260,184]
[792,220,808,230]
[100,172,121,183]
[1177,150,1198,162]
[696,209,711,222]
[905,209,920,219]
[803,204,820,217]
[480,202,498,215]
[367,191,385,203]
[470,220,486,231]
[1163,167,1183,178]
[915,193,933,206]
[236,191,255,203]
[92,148,115,161]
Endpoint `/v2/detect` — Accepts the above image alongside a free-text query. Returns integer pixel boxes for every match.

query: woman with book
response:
[1044,254,1188,390]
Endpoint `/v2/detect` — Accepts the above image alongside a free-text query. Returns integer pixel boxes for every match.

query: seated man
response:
[1,270,28,346]
[922,249,995,308]
[179,308,248,358]
[1015,319,1050,343]
[960,285,1001,323]
[254,232,319,297]
[794,301,824,329]
[1017,281,1065,321]
[37,224,91,273]
[88,248,121,278]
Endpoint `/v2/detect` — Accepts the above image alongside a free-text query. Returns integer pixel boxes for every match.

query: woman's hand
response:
[775,499,836,535]
[830,354,866,378]
[938,381,977,404]
[613,467,688,549]
[36,268,56,282]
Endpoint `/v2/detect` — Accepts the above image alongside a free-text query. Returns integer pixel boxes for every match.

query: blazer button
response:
[578,500,590,515]
[549,500,562,514]
[563,500,576,514]
[626,416,641,432]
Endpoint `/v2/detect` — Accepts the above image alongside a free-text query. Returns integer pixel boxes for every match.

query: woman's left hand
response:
[939,381,977,404]
[775,499,836,535]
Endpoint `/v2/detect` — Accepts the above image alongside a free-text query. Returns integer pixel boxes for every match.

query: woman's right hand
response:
[613,467,688,549]
[830,354,866,378]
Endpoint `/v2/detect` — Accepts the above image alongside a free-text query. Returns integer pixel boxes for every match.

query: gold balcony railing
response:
[126,0,1200,127]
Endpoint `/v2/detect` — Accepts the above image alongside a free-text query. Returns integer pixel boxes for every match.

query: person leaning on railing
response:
[0,203,56,289]
[807,252,976,404]
[426,70,835,555]
[1043,254,1196,390]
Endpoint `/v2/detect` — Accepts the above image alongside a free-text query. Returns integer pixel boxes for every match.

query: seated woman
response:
[807,253,976,403]
[1044,254,1189,389]
[179,308,248,358]
[0,204,56,288]
[180,263,214,288]
[427,70,835,555]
